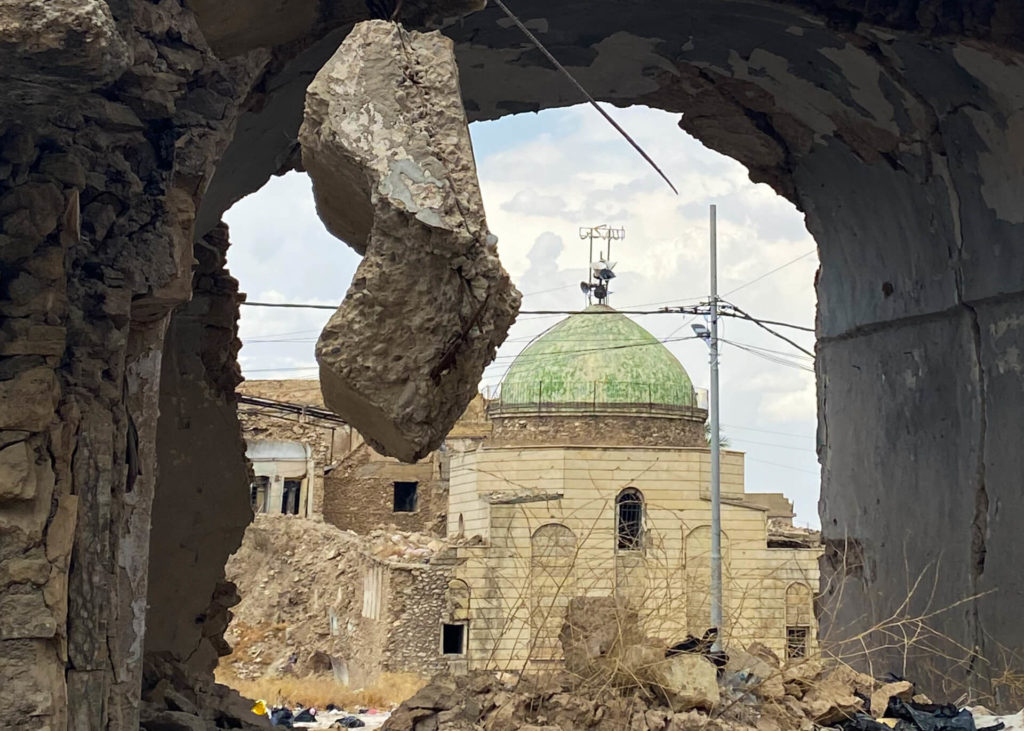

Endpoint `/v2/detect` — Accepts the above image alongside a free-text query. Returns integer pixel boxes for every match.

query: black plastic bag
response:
[884,698,976,731]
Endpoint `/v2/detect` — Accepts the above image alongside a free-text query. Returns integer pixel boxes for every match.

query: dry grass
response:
[214,670,427,710]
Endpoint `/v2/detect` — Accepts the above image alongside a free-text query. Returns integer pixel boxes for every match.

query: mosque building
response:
[443,303,821,669]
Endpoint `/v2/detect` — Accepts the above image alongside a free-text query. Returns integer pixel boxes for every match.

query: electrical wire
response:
[721,339,814,372]
[722,249,816,297]
[721,423,813,439]
[746,458,819,476]
[726,437,817,454]
[238,300,813,333]
[489,0,678,195]
[720,301,814,358]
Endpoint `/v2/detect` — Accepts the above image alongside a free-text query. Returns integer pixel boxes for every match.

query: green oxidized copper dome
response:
[495,304,697,414]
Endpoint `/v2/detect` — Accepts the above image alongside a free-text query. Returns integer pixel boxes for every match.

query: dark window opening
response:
[250,476,269,513]
[786,626,809,659]
[616,489,644,551]
[442,623,466,655]
[394,481,418,512]
[282,479,302,515]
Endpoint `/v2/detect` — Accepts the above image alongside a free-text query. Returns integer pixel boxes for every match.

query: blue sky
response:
[225,104,822,526]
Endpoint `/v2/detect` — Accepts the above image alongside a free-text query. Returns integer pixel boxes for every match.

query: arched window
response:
[530,523,577,659]
[616,488,644,551]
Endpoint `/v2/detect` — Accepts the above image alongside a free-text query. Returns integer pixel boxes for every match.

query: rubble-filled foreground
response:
[382,660,985,731]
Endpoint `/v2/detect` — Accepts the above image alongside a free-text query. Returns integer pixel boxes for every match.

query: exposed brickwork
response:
[322,443,447,536]
[490,413,707,448]
[383,565,453,676]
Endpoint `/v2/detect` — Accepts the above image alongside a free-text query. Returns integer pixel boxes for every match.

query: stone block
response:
[301,20,519,462]
[726,648,785,699]
[870,680,914,715]
[0,639,56,718]
[0,440,34,501]
[0,0,131,88]
[0,593,57,639]
[0,557,50,586]
[45,494,78,563]
[0,320,66,356]
[0,367,59,432]
[652,654,720,712]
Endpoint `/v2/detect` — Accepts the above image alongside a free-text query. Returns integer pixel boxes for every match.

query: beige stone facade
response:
[236,371,819,678]
[445,443,820,670]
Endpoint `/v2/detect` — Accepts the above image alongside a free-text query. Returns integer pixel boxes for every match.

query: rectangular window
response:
[250,476,269,513]
[282,479,302,515]
[393,481,418,512]
[786,626,809,659]
[442,623,466,655]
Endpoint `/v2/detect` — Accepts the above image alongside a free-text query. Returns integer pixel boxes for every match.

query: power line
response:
[722,339,814,372]
[722,423,814,440]
[747,458,819,476]
[490,0,678,195]
[727,437,817,454]
[239,300,813,333]
[721,301,814,358]
[723,249,816,297]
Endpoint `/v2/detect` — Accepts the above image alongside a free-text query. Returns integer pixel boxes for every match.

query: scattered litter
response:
[294,707,317,723]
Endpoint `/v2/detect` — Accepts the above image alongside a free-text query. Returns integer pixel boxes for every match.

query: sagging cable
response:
[491,0,679,195]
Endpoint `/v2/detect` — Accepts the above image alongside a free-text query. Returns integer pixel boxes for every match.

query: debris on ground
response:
[219,515,448,682]
[382,649,1024,731]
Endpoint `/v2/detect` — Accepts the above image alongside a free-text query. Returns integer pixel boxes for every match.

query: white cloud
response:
[224,103,822,526]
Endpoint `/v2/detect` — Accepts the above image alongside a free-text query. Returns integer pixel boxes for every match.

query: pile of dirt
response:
[219,515,446,682]
[381,660,921,731]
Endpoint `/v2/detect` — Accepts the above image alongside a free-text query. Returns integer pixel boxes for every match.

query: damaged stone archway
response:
[1,0,1022,727]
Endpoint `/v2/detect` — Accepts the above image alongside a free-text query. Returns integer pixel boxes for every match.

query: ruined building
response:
[2,0,1023,727]
[238,378,453,534]
[236,306,819,674]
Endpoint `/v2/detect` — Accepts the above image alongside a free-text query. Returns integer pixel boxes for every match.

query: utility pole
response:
[709,204,723,649]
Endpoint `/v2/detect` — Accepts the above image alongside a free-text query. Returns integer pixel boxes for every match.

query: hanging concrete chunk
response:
[300,20,520,462]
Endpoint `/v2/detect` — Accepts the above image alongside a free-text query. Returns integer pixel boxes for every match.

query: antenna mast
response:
[578,224,625,305]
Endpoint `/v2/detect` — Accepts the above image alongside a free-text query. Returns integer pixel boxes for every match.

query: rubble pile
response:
[220,516,449,681]
[364,527,445,563]
[382,594,993,731]
[381,659,977,731]
[140,653,270,731]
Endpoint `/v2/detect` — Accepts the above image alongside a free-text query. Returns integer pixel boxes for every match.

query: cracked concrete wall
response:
[1,0,1023,726]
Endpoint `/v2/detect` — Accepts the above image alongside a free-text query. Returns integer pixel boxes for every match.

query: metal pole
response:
[709,204,723,649]
[588,230,594,305]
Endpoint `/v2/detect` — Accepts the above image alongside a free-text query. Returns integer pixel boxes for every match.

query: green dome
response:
[496,305,697,413]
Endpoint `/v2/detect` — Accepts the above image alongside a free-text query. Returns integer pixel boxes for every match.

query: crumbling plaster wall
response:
[147,222,252,678]
[1,1,1023,727]
[0,0,272,726]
